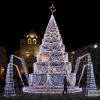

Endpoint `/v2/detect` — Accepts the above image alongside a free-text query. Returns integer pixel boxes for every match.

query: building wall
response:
[68,43,100,84]
[0,46,8,78]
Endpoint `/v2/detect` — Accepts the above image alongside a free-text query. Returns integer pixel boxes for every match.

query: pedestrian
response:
[62,76,68,94]
[14,79,17,90]
[0,78,1,92]
[0,77,6,93]
[18,80,23,92]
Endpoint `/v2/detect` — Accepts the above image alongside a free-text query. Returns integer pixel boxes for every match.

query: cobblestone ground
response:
[0,85,100,100]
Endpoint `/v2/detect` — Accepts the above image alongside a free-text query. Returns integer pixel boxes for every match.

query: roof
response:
[27,28,38,38]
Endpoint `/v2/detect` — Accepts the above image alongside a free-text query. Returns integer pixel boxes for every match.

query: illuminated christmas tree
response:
[23,4,82,93]
[29,4,70,89]
[4,55,16,97]
[85,63,97,96]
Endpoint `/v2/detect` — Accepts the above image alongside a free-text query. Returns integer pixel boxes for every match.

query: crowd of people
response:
[0,77,24,93]
[15,78,24,92]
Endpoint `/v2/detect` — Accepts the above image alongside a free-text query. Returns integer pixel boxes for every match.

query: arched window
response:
[33,39,36,45]
[28,38,32,44]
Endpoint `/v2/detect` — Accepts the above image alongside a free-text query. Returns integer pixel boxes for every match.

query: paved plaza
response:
[0,85,100,100]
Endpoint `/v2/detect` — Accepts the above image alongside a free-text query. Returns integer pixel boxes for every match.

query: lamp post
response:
[1,67,4,77]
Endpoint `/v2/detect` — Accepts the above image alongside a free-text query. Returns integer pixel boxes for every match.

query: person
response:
[62,76,68,94]
[18,80,23,92]
[0,77,6,93]
[14,79,17,90]
[0,78,1,92]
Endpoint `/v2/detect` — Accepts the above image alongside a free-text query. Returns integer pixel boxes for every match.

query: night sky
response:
[0,0,100,57]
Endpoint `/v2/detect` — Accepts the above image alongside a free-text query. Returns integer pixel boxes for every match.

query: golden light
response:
[20,69,24,74]
[34,52,37,56]
[26,35,28,37]
[2,68,4,71]
[28,38,32,44]
[33,39,36,45]
[53,68,57,73]
[42,54,50,62]
[71,51,75,54]
[1,68,4,76]
[26,52,30,57]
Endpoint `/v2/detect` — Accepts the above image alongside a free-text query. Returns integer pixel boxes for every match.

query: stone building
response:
[14,28,41,76]
[0,46,8,78]
[68,43,100,84]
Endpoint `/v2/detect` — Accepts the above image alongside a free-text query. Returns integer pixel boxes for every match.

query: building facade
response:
[0,46,8,78]
[68,43,100,84]
[14,28,41,76]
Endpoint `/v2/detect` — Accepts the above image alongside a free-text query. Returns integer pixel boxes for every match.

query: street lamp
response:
[94,44,98,48]
[1,68,4,77]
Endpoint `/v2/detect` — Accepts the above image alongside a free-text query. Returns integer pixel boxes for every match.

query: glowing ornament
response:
[66,62,72,74]
[69,73,76,86]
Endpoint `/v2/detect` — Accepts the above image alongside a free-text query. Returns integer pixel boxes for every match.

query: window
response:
[83,56,86,62]
[83,63,86,67]
[87,47,90,50]
[71,56,73,62]
[72,64,74,70]
[30,49,35,54]
[0,49,1,55]
[83,49,85,51]
[26,52,30,57]
[71,51,75,54]
[96,51,100,57]
[96,62,99,68]
[33,39,36,45]
[78,65,81,71]
[28,38,32,44]
[79,66,81,71]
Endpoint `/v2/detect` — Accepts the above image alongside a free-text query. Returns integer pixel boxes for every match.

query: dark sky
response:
[0,0,100,57]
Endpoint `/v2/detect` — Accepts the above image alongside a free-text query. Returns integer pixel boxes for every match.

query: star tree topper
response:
[49,4,56,15]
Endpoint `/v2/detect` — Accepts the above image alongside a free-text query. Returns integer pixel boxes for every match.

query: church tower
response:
[14,28,41,75]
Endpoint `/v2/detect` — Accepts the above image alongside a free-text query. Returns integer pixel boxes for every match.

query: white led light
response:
[23,14,82,93]
[94,44,97,48]
[74,53,97,96]
[4,55,29,97]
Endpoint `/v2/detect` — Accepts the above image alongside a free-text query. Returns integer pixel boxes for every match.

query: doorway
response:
[28,67,33,74]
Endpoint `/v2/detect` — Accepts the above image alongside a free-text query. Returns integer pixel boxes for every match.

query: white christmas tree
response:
[4,55,16,97]
[85,63,97,96]
[32,4,70,87]
[24,4,82,93]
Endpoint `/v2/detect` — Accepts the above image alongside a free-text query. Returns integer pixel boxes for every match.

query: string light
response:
[74,53,97,96]
[4,56,16,97]
[4,55,28,97]
[4,4,97,95]
[23,14,82,93]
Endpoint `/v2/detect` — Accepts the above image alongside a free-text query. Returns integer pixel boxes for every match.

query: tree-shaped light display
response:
[85,64,97,96]
[4,55,16,97]
[4,55,26,97]
[30,9,69,90]
[23,4,82,93]
[74,53,97,96]
[85,54,97,96]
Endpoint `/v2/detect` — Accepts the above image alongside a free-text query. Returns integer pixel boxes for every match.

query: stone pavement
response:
[0,86,100,100]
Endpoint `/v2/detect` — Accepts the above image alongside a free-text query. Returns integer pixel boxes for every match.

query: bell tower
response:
[26,28,38,45]
[14,28,41,75]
